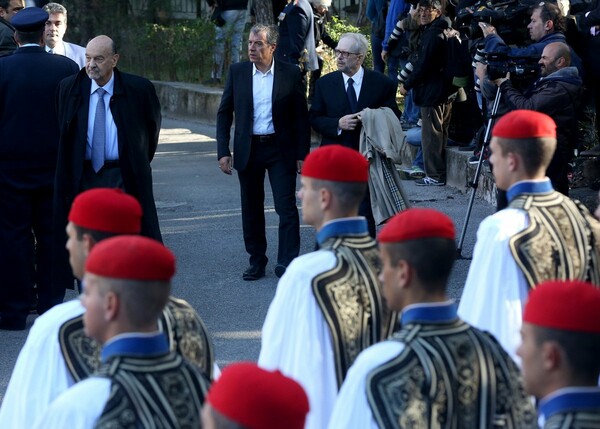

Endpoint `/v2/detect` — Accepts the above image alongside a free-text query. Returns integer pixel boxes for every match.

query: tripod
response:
[456,86,501,259]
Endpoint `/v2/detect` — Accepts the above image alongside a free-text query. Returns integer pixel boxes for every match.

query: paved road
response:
[0,117,495,402]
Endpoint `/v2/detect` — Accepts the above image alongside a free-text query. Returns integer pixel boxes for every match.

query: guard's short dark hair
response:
[209,406,246,429]
[73,223,121,243]
[311,178,367,210]
[15,29,44,45]
[384,237,456,291]
[494,136,556,175]
[101,278,170,328]
[534,326,600,382]
[535,2,566,34]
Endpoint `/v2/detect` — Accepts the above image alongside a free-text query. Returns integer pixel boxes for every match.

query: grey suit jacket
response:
[63,41,86,69]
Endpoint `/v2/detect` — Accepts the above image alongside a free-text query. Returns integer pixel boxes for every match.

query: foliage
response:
[120,20,216,82]
[62,0,375,83]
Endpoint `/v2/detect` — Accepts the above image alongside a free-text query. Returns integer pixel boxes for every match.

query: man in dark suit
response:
[276,0,317,73]
[309,32,400,235]
[309,32,400,151]
[0,0,23,57]
[0,7,78,330]
[53,34,162,290]
[217,24,310,281]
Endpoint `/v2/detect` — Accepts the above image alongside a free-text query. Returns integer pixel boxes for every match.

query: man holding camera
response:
[479,2,583,76]
[488,42,582,195]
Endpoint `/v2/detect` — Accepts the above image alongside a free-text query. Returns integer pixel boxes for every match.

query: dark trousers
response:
[371,34,385,74]
[421,102,452,181]
[237,139,300,268]
[0,180,64,323]
[80,161,124,190]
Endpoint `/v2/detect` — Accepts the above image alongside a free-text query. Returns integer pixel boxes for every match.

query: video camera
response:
[473,47,540,82]
[456,0,537,44]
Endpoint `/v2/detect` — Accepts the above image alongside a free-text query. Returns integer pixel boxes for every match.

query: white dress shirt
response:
[252,62,275,135]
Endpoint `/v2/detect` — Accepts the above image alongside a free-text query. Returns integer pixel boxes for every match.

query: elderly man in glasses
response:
[309,32,401,236]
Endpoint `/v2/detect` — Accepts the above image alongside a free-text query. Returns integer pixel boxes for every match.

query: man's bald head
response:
[539,42,570,77]
[85,35,119,86]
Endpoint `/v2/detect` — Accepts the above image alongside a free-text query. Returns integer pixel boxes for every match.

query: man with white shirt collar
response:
[458,110,600,365]
[309,32,400,237]
[42,3,85,68]
[310,32,399,152]
[518,280,600,427]
[53,34,162,291]
[217,24,310,280]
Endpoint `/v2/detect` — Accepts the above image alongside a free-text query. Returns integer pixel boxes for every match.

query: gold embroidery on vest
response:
[59,297,215,381]
[508,192,600,289]
[366,321,536,428]
[313,235,397,388]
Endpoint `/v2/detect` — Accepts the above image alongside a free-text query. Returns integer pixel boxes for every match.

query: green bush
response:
[120,20,215,82]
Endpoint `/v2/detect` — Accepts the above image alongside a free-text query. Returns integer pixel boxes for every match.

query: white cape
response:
[328,342,404,428]
[457,208,529,365]
[32,377,110,428]
[258,250,339,429]
[0,299,84,428]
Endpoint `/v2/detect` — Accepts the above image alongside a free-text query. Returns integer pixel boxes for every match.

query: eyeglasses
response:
[334,49,360,58]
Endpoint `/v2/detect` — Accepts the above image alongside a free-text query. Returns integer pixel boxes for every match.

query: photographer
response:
[489,42,582,195]
[479,2,583,77]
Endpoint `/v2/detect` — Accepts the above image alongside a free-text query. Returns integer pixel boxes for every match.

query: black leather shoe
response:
[274,264,287,278]
[242,265,265,281]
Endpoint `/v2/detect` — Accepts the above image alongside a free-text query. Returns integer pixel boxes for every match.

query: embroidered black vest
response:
[59,297,215,382]
[313,234,397,388]
[366,320,536,428]
[94,352,209,429]
[544,409,600,429]
[508,191,600,289]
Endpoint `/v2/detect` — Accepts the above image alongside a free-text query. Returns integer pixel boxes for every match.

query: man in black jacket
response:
[491,42,582,195]
[0,0,23,57]
[217,24,310,280]
[399,0,454,186]
[53,35,162,291]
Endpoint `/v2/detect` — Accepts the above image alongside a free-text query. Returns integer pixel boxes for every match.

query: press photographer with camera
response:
[487,42,582,195]
[479,1,583,77]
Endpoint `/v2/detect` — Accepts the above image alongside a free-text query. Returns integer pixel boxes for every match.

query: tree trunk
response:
[253,0,276,24]
[356,0,368,26]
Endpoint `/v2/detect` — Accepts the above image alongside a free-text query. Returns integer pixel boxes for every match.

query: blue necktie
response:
[347,77,358,113]
[91,88,106,173]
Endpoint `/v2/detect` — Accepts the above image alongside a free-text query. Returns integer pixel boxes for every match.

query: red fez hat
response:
[68,188,142,234]
[523,280,600,333]
[85,236,175,281]
[206,362,309,429]
[378,208,455,243]
[302,145,368,183]
[492,110,556,139]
